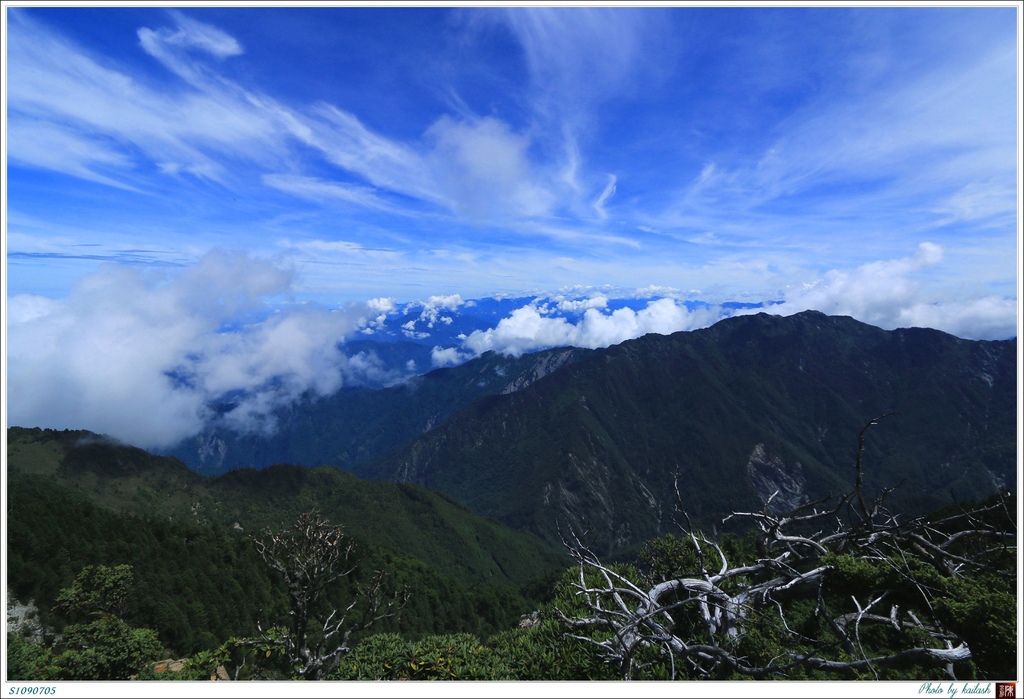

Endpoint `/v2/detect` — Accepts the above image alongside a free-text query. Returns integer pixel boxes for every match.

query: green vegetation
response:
[8,458,1014,683]
[7,564,162,680]
[6,428,572,668]
[549,482,1017,681]
[7,426,567,588]
[357,311,1015,555]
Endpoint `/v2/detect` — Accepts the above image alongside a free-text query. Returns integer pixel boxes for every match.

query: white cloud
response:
[461,298,722,357]
[367,297,397,314]
[747,243,1017,340]
[643,29,1017,277]
[425,116,555,222]
[404,294,465,331]
[277,237,401,264]
[7,241,1014,453]
[457,244,1017,360]
[301,105,441,206]
[431,346,472,368]
[5,10,672,249]
[9,10,612,239]
[422,293,464,312]
[145,10,243,60]
[262,173,396,211]
[279,110,606,229]
[5,294,62,324]
[356,297,399,334]
[5,10,1016,413]
[137,10,245,87]
[498,7,669,109]
[6,118,142,191]
[5,252,387,449]
[593,174,617,220]
[633,284,684,299]
[550,294,608,314]
[6,10,279,187]
[931,180,1017,226]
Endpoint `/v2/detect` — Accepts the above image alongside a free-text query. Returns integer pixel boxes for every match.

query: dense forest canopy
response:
[5,424,1016,683]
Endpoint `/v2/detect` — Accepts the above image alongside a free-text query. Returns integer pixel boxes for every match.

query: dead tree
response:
[247,511,408,680]
[557,418,1015,680]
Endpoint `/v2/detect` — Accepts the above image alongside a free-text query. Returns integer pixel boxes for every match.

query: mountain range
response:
[165,310,1017,555]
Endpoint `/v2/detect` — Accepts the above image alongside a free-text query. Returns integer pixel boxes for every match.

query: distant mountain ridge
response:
[160,311,1017,556]
[167,345,593,474]
[352,311,1016,554]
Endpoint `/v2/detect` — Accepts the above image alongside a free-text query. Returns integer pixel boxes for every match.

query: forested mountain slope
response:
[7,427,570,658]
[8,427,566,587]
[356,311,1016,554]
[166,345,590,475]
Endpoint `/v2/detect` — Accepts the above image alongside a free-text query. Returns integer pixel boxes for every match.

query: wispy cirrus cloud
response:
[475,7,674,221]
[6,10,281,188]
[496,6,673,115]
[646,28,1017,260]
[592,174,617,221]
[8,8,619,241]
[5,7,1017,317]
[262,173,400,212]
[277,237,401,261]
[290,109,569,224]
[6,119,141,191]
[138,8,243,66]
[297,104,441,206]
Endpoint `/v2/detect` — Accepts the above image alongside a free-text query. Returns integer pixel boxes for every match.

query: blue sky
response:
[3,4,1021,447]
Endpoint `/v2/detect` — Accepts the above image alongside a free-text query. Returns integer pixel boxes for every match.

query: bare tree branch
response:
[557,429,1014,680]
[247,511,408,680]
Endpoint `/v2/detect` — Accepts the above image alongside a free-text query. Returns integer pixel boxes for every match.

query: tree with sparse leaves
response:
[557,417,1017,680]
[244,511,408,680]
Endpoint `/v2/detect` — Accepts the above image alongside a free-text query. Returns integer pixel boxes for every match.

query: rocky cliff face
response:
[746,443,807,513]
[6,589,44,644]
[500,348,579,394]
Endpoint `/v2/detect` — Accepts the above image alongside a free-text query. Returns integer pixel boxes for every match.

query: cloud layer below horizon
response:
[4,8,1018,451]
[6,248,1015,450]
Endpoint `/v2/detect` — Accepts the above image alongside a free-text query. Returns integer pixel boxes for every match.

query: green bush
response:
[48,616,162,680]
[334,632,511,680]
[6,635,55,681]
[6,564,163,681]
